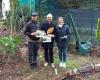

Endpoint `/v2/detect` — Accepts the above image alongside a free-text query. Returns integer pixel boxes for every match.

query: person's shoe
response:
[51,63,55,68]
[30,62,38,69]
[34,63,39,67]
[59,62,63,67]
[44,62,48,67]
[30,65,36,69]
[62,63,66,68]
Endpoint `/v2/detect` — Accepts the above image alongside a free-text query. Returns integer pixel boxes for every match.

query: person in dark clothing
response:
[24,12,40,69]
[41,13,56,68]
[55,17,70,68]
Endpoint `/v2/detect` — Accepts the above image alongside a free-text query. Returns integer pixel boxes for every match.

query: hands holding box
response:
[35,30,54,42]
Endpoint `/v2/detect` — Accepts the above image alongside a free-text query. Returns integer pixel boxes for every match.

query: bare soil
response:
[0,21,100,80]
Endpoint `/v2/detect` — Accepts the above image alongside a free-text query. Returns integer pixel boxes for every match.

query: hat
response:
[32,12,38,16]
[47,13,53,18]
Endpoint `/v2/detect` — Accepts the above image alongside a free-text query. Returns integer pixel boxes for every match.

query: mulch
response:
[90,46,100,57]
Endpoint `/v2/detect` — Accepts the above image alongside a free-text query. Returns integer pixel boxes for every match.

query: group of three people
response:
[24,12,70,69]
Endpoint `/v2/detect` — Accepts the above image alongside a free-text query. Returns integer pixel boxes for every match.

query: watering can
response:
[79,42,92,54]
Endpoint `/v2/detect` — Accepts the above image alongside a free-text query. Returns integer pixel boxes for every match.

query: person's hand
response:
[31,32,36,36]
[48,34,54,37]
[64,36,67,39]
[60,36,67,39]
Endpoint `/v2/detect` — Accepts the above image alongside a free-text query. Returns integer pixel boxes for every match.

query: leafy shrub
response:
[0,36,22,56]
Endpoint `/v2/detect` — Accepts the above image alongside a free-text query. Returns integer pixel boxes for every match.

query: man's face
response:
[47,17,52,23]
[31,16,37,21]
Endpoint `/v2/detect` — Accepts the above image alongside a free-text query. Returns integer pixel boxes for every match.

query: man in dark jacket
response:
[41,13,56,68]
[24,12,40,69]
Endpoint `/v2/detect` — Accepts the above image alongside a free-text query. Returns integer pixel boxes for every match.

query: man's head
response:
[31,12,38,21]
[46,13,53,23]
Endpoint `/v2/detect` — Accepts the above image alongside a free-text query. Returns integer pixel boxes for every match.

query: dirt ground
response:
[0,46,100,80]
[0,21,100,80]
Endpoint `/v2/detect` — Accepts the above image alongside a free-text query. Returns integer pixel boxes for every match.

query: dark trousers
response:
[43,43,54,63]
[58,47,67,62]
[28,42,39,67]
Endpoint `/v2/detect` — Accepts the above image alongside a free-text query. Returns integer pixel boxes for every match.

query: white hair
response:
[47,13,53,18]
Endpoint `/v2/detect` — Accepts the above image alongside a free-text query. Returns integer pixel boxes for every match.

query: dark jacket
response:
[24,20,40,41]
[55,24,70,48]
[41,21,56,42]
[41,21,56,48]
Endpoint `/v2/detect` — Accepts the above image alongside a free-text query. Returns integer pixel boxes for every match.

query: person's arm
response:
[40,23,46,35]
[24,23,31,36]
[60,25,70,39]
[66,25,70,36]
[24,23,36,36]
[36,22,41,30]
[65,25,70,38]
[53,25,58,42]
[41,23,45,31]
[53,25,57,37]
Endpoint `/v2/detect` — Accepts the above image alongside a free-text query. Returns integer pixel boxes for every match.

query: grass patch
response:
[54,54,80,69]
[54,56,59,65]
[66,60,80,69]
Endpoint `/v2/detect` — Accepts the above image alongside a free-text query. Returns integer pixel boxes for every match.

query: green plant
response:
[54,57,80,69]
[0,36,22,57]
[66,60,80,69]
[4,0,31,33]
[36,0,48,23]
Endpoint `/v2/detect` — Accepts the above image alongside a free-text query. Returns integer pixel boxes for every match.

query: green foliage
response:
[36,0,48,22]
[54,57,80,69]
[4,0,19,29]
[66,60,80,69]
[96,18,100,40]
[0,36,22,56]
[5,0,30,32]
[11,0,19,9]
[48,0,100,9]
[57,0,79,8]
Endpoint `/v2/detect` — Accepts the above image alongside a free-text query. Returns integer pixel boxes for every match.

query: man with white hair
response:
[41,13,56,68]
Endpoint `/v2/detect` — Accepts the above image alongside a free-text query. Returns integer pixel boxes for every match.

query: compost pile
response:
[90,46,100,57]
